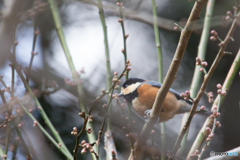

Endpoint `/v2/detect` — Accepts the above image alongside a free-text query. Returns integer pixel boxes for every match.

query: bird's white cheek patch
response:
[121,82,142,95]
[132,98,146,117]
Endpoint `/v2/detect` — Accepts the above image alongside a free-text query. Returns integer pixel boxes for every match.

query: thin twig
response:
[187,47,240,159]
[10,63,73,159]
[0,90,32,160]
[12,138,19,160]
[47,0,98,158]
[150,0,165,159]
[73,115,89,160]
[172,13,240,158]
[128,0,208,159]
[0,120,8,128]
[177,0,216,153]
[88,65,127,115]
[26,18,38,84]
[198,95,221,160]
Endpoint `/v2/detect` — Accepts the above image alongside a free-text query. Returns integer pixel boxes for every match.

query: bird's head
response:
[118,78,145,103]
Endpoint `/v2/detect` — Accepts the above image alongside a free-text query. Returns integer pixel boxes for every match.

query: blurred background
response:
[0,0,239,159]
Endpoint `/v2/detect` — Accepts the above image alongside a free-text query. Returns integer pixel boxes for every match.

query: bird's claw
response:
[144,110,160,124]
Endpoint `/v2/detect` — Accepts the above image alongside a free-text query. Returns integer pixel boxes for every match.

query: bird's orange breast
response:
[133,83,180,122]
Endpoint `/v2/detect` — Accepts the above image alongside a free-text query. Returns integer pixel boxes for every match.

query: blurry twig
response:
[26,17,39,84]
[104,130,118,160]
[47,0,97,158]
[0,0,22,67]
[77,0,227,31]
[177,0,216,157]
[11,65,73,159]
[88,65,127,115]
[0,120,8,128]
[173,13,240,159]
[73,114,91,160]
[150,0,165,160]
[95,0,112,133]
[16,99,71,159]
[0,89,32,160]
[12,139,19,160]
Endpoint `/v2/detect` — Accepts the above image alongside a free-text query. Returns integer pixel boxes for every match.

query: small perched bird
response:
[118,78,209,123]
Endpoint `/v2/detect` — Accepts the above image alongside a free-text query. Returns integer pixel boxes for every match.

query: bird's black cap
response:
[122,78,145,88]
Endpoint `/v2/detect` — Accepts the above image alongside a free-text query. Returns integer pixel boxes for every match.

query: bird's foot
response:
[144,109,160,124]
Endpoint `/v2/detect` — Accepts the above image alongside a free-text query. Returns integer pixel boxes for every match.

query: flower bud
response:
[221,91,226,96]
[195,57,201,63]
[200,106,205,111]
[201,61,208,67]
[118,19,123,23]
[81,148,87,155]
[205,127,211,135]
[217,89,222,94]
[210,30,218,37]
[210,36,217,41]
[216,83,222,89]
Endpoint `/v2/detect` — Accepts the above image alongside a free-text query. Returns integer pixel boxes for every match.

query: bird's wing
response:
[142,80,193,104]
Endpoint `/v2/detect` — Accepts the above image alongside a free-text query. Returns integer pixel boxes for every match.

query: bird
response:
[118,77,210,123]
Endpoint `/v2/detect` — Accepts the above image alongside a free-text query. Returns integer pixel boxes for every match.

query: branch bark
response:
[172,13,240,158]
[127,0,208,159]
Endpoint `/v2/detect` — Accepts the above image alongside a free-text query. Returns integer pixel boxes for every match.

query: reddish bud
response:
[227,11,232,16]
[199,68,203,72]
[225,16,231,21]
[81,148,87,155]
[208,133,214,138]
[205,127,211,135]
[201,61,208,67]
[210,36,217,41]
[195,57,201,63]
[127,66,131,71]
[73,127,78,132]
[118,19,123,23]
[217,89,222,94]
[174,26,178,31]
[221,91,226,96]
[213,105,218,110]
[18,124,22,128]
[215,121,221,128]
[150,130,155,135]
[180,93,186,98]
[210,30,218,37]
[200,106,205,111]
[216,83,222,89]
[112,150,116,156]
[34,30,40,35]
[195,150,199,154]
[58,143,61,148]
[185,90,190,96]
[102,104,107,109]
[208,92,213,98]
[79,112,85,118]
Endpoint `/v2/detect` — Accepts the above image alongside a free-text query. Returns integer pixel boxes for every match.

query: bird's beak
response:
[118,93,123,97]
